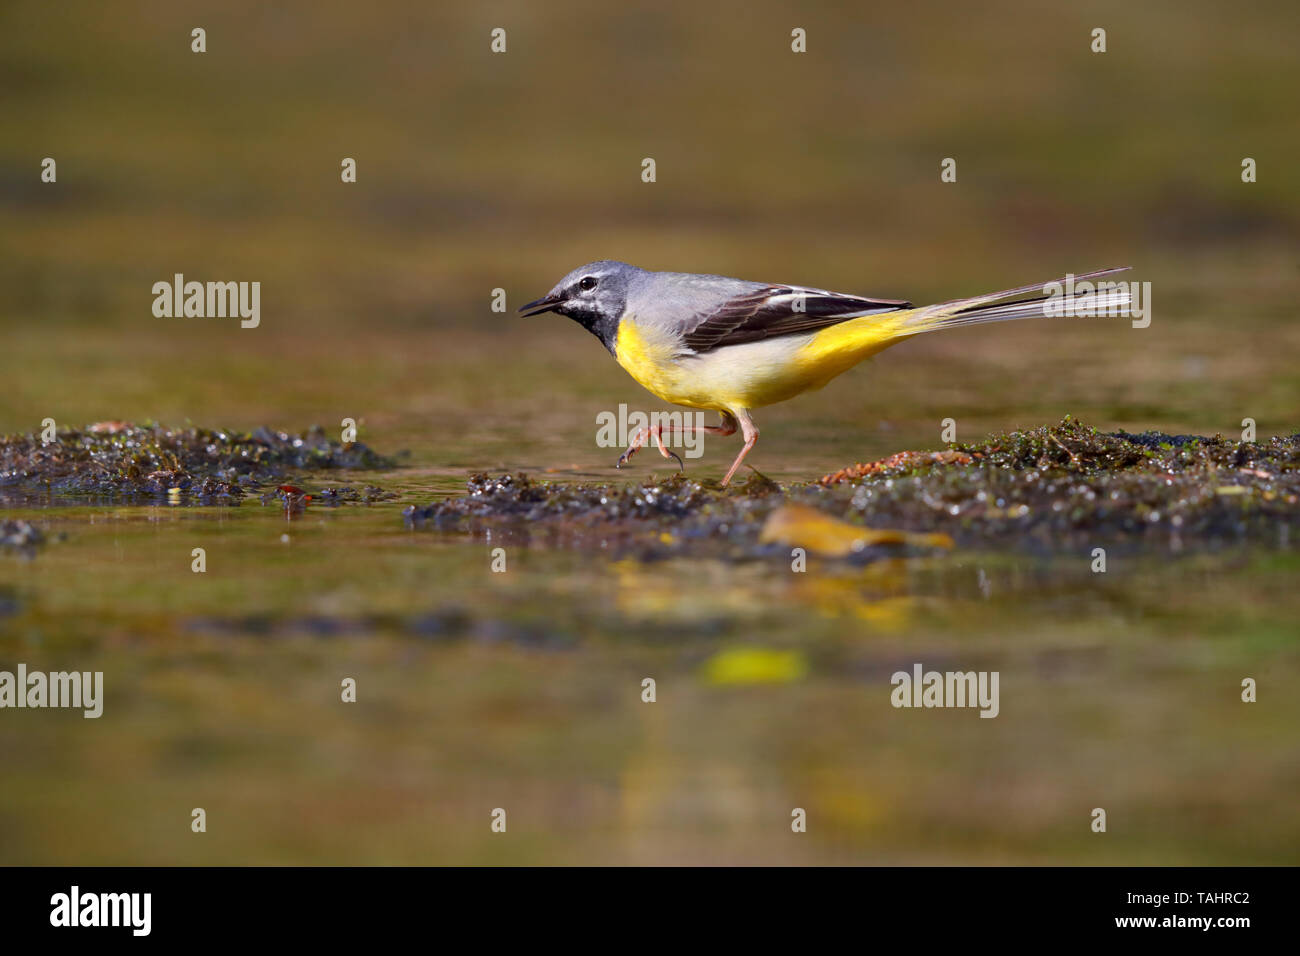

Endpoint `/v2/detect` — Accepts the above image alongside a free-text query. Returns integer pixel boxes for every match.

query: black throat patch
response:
[562,307,619,355]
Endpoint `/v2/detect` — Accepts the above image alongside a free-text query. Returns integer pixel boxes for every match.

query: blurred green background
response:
[1,0,1297,865]
[2,0,1297,463]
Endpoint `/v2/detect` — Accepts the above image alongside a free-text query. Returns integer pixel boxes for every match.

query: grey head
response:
[518,260,645,353]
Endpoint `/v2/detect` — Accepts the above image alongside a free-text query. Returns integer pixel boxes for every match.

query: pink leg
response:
[617,412,738,471]
[720,410,758,487]
[617,424,675,469]
[650,425,685,472]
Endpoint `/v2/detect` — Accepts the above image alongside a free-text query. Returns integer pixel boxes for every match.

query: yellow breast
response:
[613,319,715,409]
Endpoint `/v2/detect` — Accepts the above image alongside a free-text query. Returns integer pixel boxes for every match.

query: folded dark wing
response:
[681,286,911,353]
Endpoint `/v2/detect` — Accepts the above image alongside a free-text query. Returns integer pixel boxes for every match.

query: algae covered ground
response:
[405,417,1300,557]
[1,422,392,502]
[10,415,1297,557]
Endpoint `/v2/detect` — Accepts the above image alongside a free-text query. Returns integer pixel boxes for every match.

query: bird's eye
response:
[579,276,598,291]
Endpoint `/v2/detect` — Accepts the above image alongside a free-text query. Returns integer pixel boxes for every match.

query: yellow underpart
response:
[789,309,916,387]
[613,310,919,412]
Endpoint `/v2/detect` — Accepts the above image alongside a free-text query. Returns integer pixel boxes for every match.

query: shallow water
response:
[2,462,1298,863]
[3,305,1297,864]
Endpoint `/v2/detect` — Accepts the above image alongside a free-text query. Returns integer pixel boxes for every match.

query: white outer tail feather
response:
[901,267,1132,336]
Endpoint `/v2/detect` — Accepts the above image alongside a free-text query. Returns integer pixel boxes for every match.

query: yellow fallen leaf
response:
[760,503,953,556]
[700,648,808,685]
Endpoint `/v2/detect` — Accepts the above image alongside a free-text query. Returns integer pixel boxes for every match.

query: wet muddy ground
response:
[1,422,391,502]
[12,415,1293,550]
[405,417,1300,557]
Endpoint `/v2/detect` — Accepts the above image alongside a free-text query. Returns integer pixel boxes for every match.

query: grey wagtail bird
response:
[520,262,1130,486]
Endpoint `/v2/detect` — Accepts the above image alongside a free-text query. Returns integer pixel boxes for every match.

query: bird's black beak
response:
[518,293,565,317]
